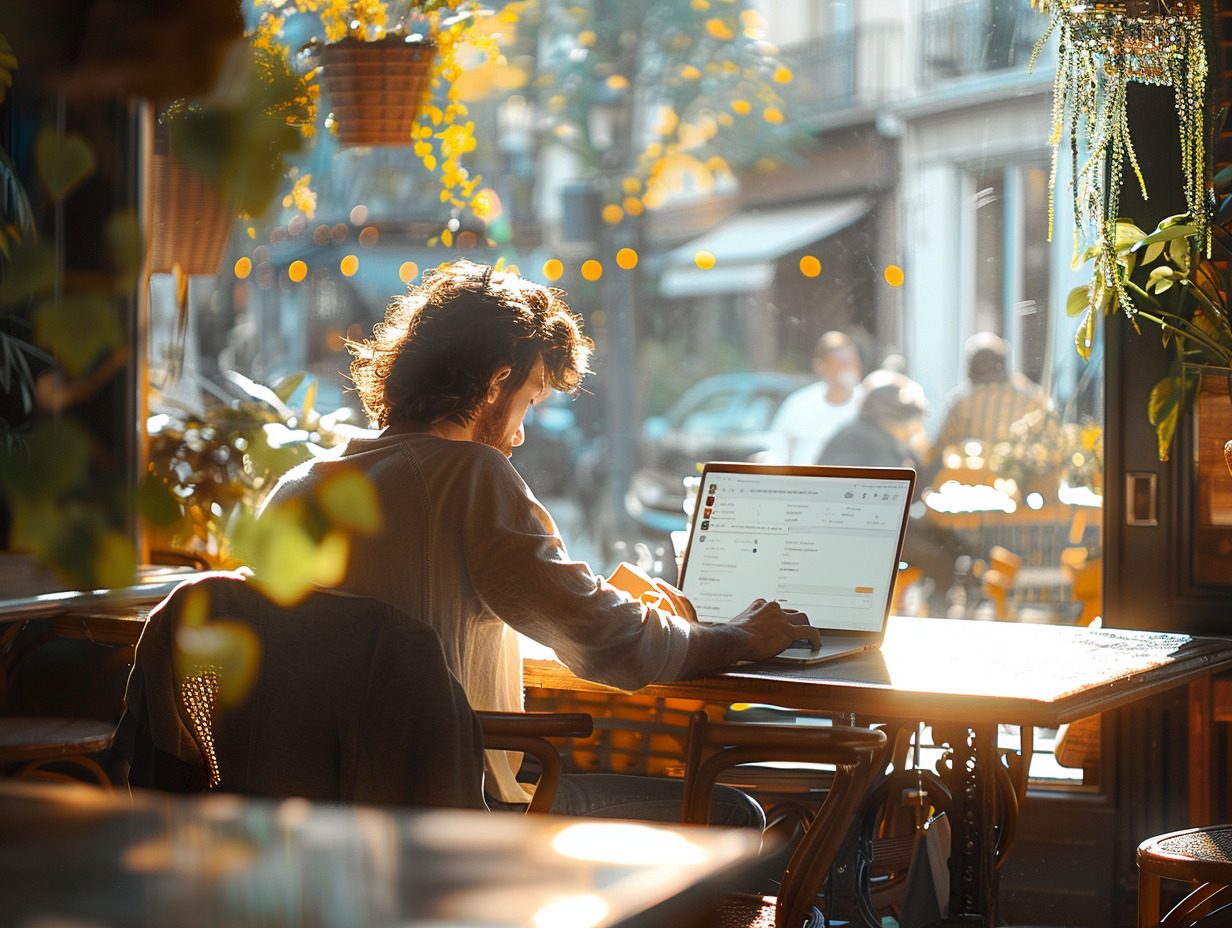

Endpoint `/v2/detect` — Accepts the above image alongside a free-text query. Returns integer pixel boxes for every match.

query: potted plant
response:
[251,0,509,226]
[1067,204,1232,465]
[152,40,317,277]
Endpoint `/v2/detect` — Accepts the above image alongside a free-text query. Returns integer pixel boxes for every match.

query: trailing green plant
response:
[1067,99,1232,462]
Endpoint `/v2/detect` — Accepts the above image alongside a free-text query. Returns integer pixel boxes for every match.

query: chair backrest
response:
[680,711,887,928]
[118,574,487,810]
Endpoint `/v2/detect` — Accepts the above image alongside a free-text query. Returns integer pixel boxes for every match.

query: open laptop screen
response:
[677,463,915,633]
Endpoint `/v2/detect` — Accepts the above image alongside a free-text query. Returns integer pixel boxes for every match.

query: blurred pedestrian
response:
[767,330,864,464]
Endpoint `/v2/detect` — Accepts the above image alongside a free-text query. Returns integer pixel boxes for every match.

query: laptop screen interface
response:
[679,468,911,632]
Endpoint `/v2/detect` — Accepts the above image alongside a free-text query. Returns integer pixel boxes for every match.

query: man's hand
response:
[650,578,697,622]
[729,599,818,661]
[671,596,820,679]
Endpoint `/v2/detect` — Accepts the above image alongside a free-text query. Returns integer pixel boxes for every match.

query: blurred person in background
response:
[819,370,962,613]
[766,330,864,465]
[925,331,1049,484]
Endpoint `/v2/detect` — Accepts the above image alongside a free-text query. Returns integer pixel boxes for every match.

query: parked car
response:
[624,371,811,535]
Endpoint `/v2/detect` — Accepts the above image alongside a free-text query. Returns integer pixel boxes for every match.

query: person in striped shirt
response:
[925,332,1049,484]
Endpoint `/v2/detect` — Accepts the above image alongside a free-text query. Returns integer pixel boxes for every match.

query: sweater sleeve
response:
[458,446,698,690]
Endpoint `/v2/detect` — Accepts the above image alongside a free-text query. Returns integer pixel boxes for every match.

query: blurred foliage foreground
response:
[146,370,382,605]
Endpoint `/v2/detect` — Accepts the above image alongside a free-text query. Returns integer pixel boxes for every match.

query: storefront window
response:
[146,0,1101,673]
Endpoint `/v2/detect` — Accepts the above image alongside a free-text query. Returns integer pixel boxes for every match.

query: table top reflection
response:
[523,616,1232,727]
[0,781,760,928]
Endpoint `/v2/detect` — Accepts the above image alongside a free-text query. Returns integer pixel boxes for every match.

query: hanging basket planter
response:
[148,128,234,277]
[320,36,438,148]
[1031,0,1208,266]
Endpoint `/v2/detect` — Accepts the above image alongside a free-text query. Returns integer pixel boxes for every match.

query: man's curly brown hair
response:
[349,259,594,428]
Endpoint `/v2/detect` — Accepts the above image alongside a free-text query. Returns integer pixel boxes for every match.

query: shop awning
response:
[658,197,869,298]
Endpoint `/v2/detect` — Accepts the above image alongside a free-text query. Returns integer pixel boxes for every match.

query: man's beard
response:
[472,388,517,456]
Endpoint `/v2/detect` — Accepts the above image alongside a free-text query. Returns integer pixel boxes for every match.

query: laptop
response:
[676,462,916,664]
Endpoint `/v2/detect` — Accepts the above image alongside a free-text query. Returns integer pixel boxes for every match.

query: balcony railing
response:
[784,23,907,119]
[919,0,1051,85]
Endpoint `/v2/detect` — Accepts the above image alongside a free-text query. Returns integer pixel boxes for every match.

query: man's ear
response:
[487,366,513,402]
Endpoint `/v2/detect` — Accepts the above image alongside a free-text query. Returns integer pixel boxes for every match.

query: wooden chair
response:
[0,717,116,790]
[680,710,888,928]
[1137,824,1232,928]
[118,574,592,813]
[980,545,1022,621]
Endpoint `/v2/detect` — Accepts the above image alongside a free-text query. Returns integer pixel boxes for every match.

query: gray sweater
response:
[262,431,698,801]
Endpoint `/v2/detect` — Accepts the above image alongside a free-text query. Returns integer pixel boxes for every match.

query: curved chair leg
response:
[13,755,114,792]
[1162,883,1232,928]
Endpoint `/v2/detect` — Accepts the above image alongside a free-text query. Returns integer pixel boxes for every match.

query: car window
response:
[728,389,787,433]
[677,391,738,434]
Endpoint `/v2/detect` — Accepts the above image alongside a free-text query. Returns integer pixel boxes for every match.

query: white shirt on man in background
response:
[767,381,862,465]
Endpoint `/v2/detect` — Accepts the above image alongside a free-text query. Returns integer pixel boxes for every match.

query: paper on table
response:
[606,562,680,616]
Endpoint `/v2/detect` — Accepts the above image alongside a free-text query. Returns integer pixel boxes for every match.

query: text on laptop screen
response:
[680,470,910,631]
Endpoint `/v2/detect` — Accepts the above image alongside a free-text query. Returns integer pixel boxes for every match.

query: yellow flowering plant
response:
[533,0,800,221]
[251,0,513,236]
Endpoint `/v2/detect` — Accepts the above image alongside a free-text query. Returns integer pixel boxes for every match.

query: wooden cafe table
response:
[0,779,762,928]
[523,616,1232,927]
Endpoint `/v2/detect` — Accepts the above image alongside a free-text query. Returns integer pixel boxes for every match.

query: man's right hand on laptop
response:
[731,599,819,661]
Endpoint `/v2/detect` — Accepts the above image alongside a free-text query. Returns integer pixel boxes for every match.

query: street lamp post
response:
[588,84,640,556]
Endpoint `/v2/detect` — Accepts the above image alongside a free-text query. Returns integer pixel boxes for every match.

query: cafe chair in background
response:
[0,717,116,790]
[680,710,888,928]
[117,573,591,813]
[1137,824,1232,928]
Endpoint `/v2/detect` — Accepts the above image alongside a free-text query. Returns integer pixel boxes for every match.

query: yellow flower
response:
[291,174,317,219]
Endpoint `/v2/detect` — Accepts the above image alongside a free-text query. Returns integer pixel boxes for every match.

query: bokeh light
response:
[581,259,603,281]
[694,249,716,270]
[799,255,821,277]
[350,204,369,226]
[340,255,359,277]
[359,226,379,248]
[617,248,639,270]
[399,261,419,283]
[602,204,624,224]
[884,264,905,287]
[234,257,252,279]
[288,260,308,283]
[543,259,564,281]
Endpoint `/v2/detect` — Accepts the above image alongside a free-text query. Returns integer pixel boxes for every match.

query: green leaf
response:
[1146,266,1174,293]
[229,504,349,606]
[0,238,55,306]
[0,418,91,502]
[136,473,186,528]
[33,294,123,376]
[315,468,382,535]
[1075,308,1096,361]
[1167,236,1191,268]
[1114,221,1149,253]
[1148,375,1183,461]
[271,371,306,405]
[1143,241,1165,265]
[1065,285,1090,318]
[104,209,143,289]
[1133,222,1196,251]
[35,129,96,204]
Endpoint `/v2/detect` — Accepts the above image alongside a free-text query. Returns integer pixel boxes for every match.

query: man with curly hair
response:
[260,259,817,818]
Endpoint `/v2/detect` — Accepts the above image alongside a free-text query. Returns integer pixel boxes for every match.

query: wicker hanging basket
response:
[148,127,234,277]
[320,36,438,148]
